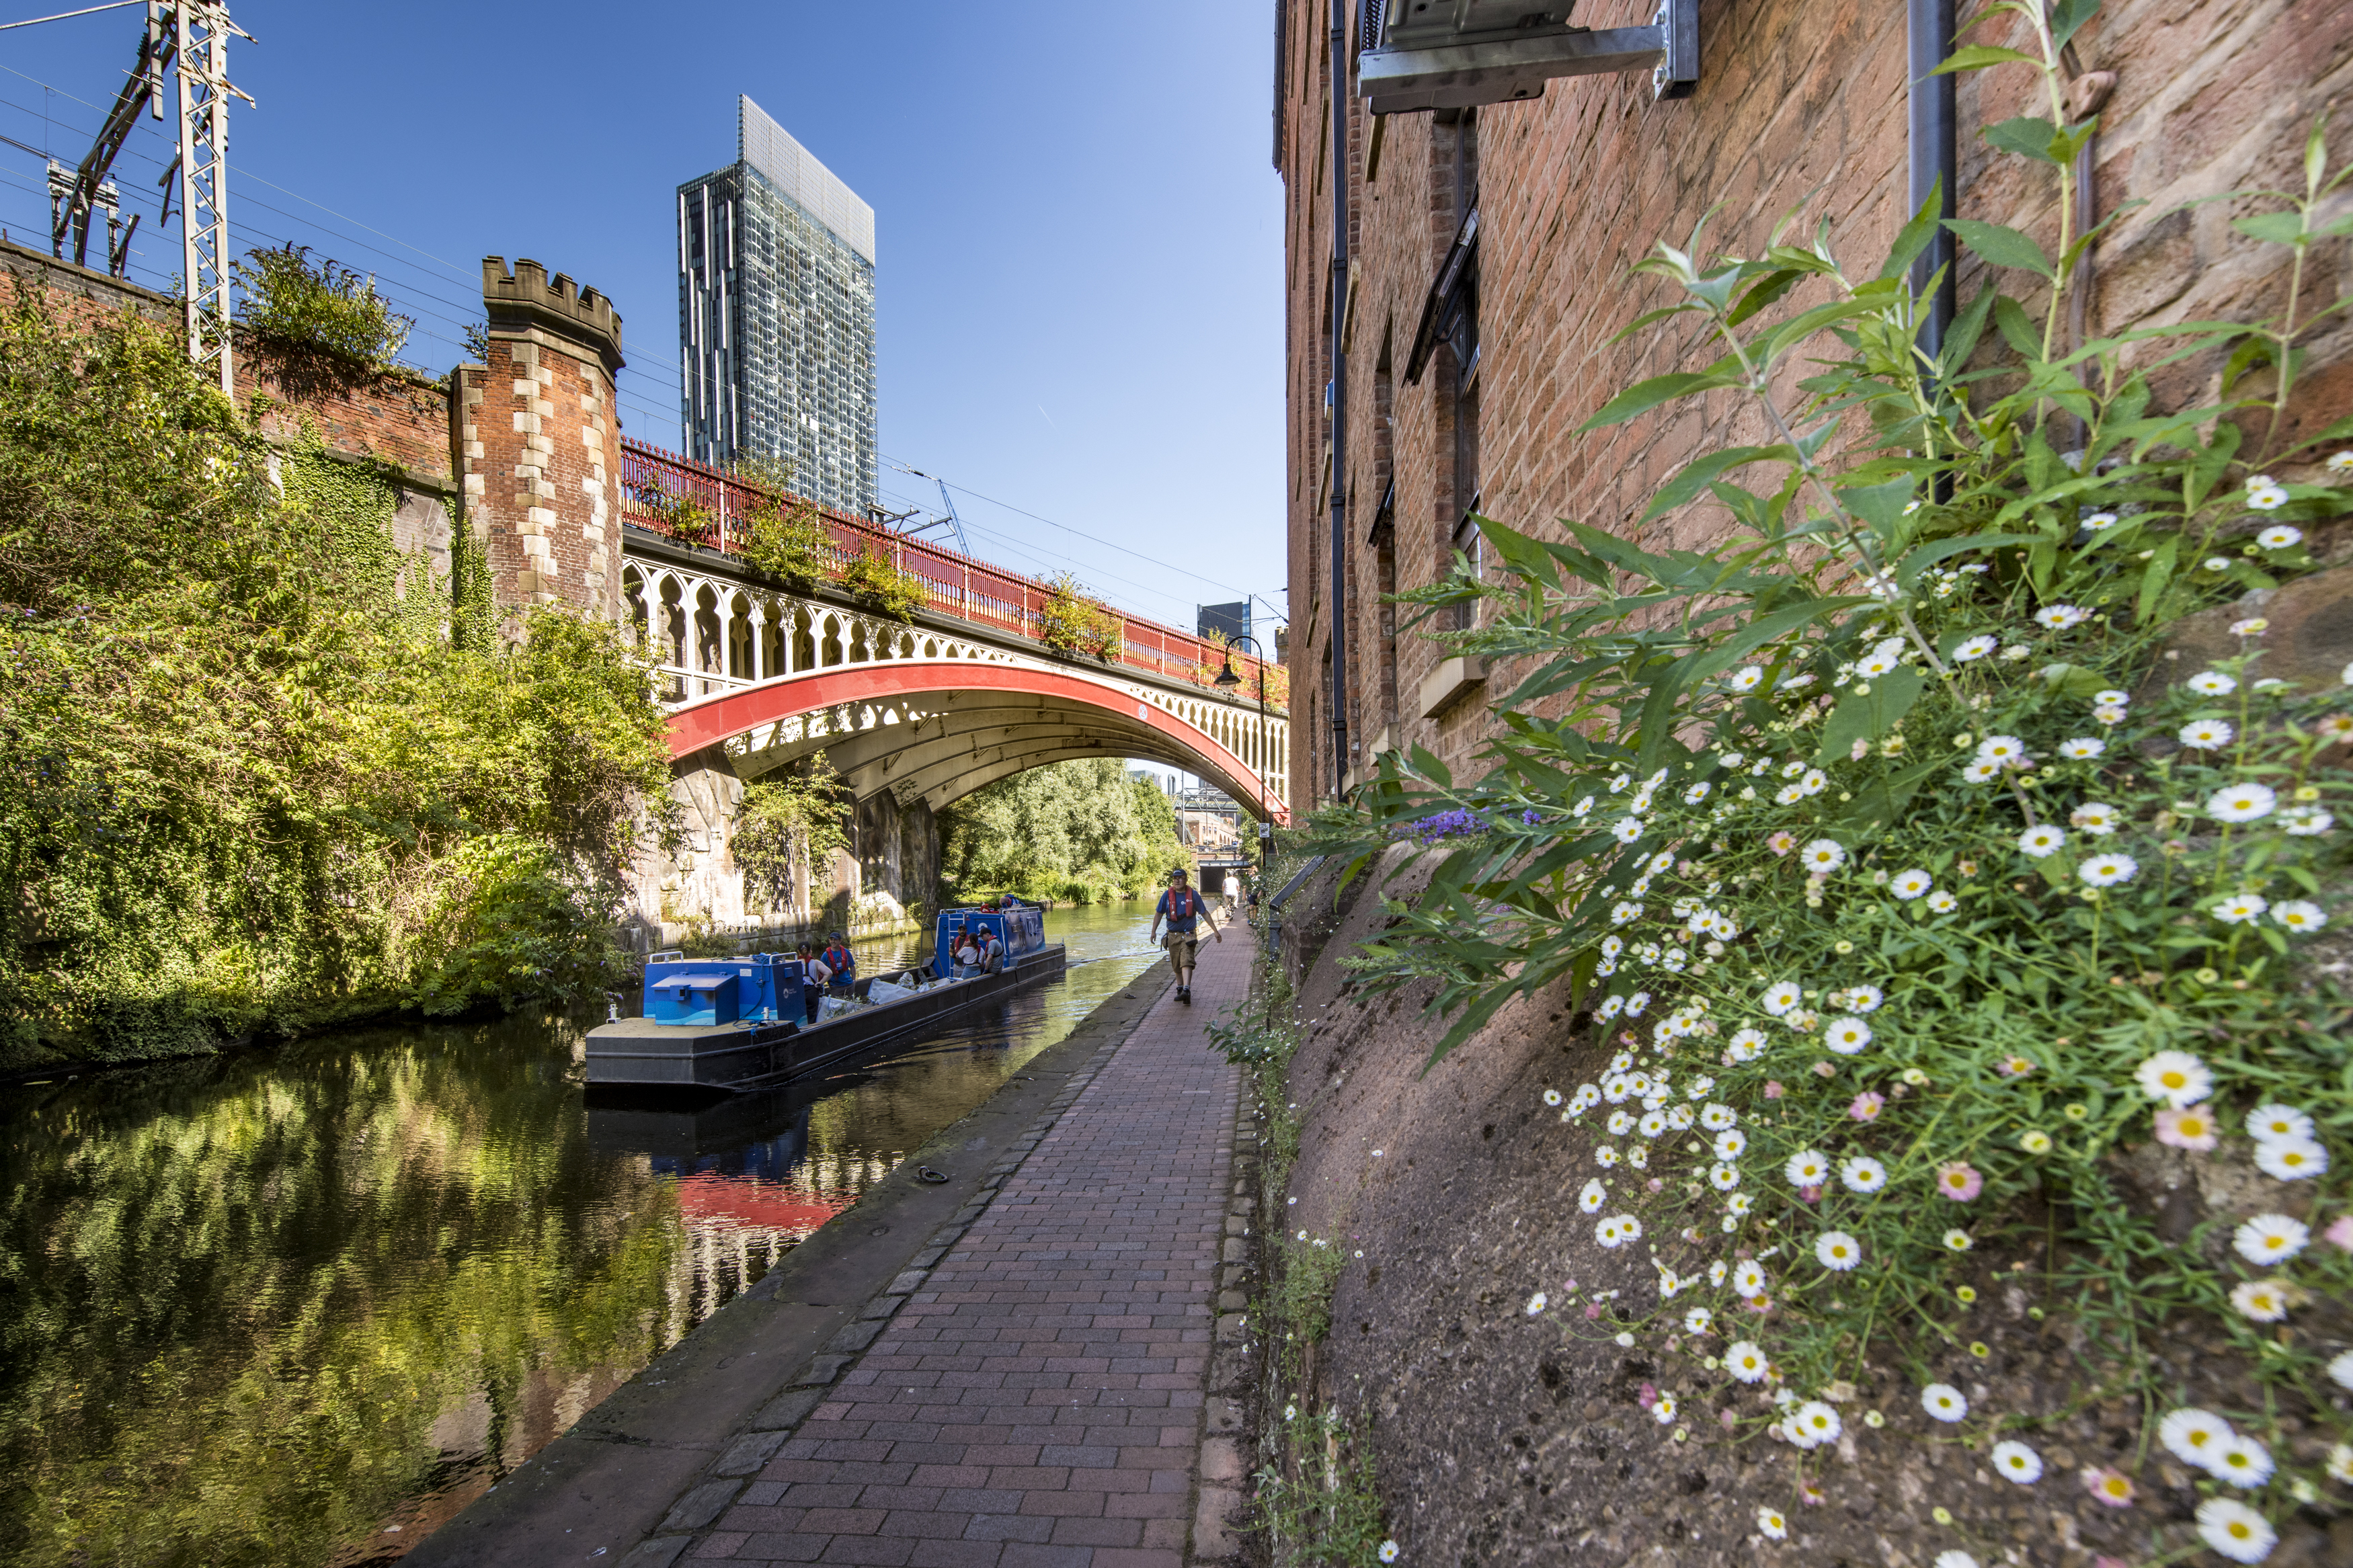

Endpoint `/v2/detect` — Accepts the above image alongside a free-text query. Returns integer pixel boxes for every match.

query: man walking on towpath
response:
[1149,866,1217,1003]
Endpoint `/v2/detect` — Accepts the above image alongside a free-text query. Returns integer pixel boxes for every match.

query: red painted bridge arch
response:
[666,660,1291,824]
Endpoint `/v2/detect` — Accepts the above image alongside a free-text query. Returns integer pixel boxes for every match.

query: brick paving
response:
[690,935,1248,1567]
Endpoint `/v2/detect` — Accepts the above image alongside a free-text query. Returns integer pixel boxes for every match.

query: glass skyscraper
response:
[678,96,877,513]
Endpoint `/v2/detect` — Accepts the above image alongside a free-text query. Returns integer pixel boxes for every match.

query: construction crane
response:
[25,1,254,393]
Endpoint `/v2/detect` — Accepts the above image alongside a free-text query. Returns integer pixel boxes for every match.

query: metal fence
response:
[618,438,1282,703]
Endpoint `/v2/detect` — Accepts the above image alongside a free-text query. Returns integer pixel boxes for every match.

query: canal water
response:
[0,903,1179,1568]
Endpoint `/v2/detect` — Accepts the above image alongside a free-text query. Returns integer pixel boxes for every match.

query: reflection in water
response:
[0,905,1162,1568]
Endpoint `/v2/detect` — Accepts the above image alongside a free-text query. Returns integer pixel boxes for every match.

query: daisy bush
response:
[1321,13,2353,1557]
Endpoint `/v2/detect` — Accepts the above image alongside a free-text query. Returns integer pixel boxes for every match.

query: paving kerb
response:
[637,932,1252,1568]
[407,961,1176,1568]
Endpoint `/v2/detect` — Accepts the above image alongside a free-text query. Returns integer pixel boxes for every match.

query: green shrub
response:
[840,543,930,622]
[1035,572,1123,660]
[1330,40,2353,1544]
[233,243,411,377]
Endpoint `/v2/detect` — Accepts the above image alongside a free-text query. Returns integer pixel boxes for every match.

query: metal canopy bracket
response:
[1359,0,1700,114]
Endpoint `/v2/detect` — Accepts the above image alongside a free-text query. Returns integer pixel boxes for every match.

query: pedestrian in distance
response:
[1150,866,1218,1003]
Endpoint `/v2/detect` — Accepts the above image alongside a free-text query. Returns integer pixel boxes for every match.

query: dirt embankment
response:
[1268,846,2352,1568]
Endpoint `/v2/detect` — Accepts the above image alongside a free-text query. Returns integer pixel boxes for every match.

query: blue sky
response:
[0,0,1289,641]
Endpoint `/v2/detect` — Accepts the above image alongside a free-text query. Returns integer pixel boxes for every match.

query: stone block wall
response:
[1280,0,2353,800]
[452,258,625,621]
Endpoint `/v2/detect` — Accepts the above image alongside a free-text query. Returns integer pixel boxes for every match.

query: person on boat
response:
[821,931,855,995]
[952,934,982,977]
[978,926,1005,975]
[796,943,832,1024]
[1150,866,1217,1003]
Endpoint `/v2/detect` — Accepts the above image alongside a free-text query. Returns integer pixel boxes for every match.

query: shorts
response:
[1163,933,1198,971]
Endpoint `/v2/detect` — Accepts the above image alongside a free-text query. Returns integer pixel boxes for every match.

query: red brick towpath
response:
[690,933,1251,1567]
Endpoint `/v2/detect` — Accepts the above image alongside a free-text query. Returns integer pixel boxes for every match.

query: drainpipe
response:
[1327,0,1351,799]
[1907,0,1956,361]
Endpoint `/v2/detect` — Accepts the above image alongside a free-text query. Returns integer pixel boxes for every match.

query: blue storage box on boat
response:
[645,968,742,1026]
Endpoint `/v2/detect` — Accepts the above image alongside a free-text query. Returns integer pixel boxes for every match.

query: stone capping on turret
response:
[481,255,625,374]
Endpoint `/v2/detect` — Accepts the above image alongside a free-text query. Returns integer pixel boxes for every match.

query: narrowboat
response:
[584,901,1066,1091]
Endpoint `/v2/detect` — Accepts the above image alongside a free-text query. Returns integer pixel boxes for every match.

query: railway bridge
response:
[612,443,1291,939]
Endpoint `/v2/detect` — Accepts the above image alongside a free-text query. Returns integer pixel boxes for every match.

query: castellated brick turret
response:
[454,257,626,620]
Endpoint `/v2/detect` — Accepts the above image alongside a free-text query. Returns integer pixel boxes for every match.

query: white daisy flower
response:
[2056,737,2106,759]
[2210,1434,2276,1488]
[2095,688,2130,706]
[1708,1163,1741,1192]
[1840,1156,1887,1194]
[1683,1307,1713,1334]
[2081,511,2120,530]
[2077,853,2139,887]
[2212,892,2269,924]
[1935,1555,1979,1568]
[2253,1137,2327,1180]
[2159,1407,2231,1467]
[1952,634,1998,662]
[2069,801,2121,834]
[1626,991,1652,1018]
[2092,703,2128,725]
[1790,1400,1842,1444]
[1926,889,1958,912]
[1527,1291,1549,1315]
[1920,1383,1968,1423]
[1731,1260,1767,1299]
[1726,1027,1767,1063]
[1713,1129,1749,1161]
[1579,1178,1609,1214]
[1596,1145,1620,1167]
[1728,665,1765,692]
[2331,450,2353,474]
[1572,796,1595,817]
[2196,1497,2277,1565]
[2034,604,2091,629]
[2186,669,2237,695]
[2016,823,2067,858]
[1889,868,1933,899]
[1784,1149,1830,1186]
[2331,1443,2353,1483]
[1847,985,1883,1012]
[2274,899,2327,932]
[1683,780,1712,804]
[2247,485,2290,512]
[1726,1193,1753,1217]
[1975,734,2028,765]
[2245,1104,2313,1143]
[1823,1016,1874,1055]
[2330,1349,2353,1390]
[1607,1109,1636,1135]
[1570,1085,1602,1112]
[2282,807,2335,836]
[2179,718,2235,749]
[1613,817,1646,844]
[1596,1216,1627,1248]
[1960,759,2001,784]
[1602,1073,1633,1103]
[1378,1542,1400,1564]
[2206,556,2234,571]
[1814,1232,1862,1271]
[1943,1229,1972,1251]
[1638,1110,1669,1139]
[1760,981,1802,1016]
[1708,1261,1730,1288]
[2206,783,2276,822]
[1774,783,1807,805]
[2230,1278,2291,1322]
[1756,1505,1787,1539]
[2232,1214,2309,1265]
[1652,1392,1677,1423]
[1800,838,1848,873]
[2257,524,2302,548]
[1991,1440,2043,1483]
[2135,1050,2213,1106]
[1799,769,1829,796]
[1700,1104,1737,1131]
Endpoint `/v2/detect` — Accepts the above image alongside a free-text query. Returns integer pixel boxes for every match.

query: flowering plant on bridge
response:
[1035,572,1124,661]
[1320,78,2353,1557]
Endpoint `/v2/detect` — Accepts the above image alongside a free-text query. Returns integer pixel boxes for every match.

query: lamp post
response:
[1213,634,1273,862]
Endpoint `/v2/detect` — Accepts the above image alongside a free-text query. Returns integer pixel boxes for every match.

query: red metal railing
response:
[618,438,1285,706]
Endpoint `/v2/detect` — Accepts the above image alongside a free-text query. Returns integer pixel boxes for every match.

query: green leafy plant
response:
[839,542,930,622]
[1035,572,1124,661]
[731,755,852,913]
[740,494,832,591]
[233,243,413,387]
[1318,32,2353,1553]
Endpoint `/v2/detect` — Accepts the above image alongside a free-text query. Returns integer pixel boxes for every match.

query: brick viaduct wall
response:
[1279,0,2353,803]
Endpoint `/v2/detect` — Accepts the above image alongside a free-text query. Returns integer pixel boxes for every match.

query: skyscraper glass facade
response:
[678,96,877,513]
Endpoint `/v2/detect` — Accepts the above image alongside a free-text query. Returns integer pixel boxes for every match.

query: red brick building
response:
[1278,0,2352,806]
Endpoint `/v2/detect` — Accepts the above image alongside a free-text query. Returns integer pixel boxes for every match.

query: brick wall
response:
[453,258,625,621]
[1279,0,2353,804]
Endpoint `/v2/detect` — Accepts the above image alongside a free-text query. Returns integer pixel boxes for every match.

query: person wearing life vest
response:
[821,931,855,995]
[978,926,1005,975]
[1150,866,1218,1003]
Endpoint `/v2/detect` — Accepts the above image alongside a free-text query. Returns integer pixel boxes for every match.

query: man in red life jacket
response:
[1149,866,1218,1003]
